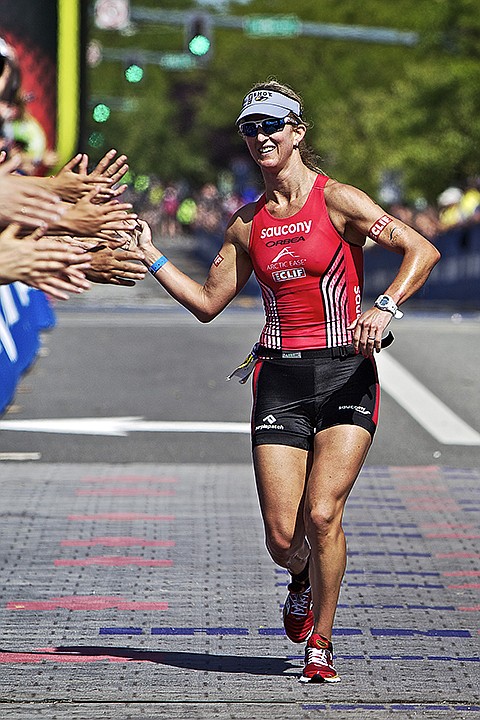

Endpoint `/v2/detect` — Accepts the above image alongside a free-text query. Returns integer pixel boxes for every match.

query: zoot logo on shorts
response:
[255,413,285,432]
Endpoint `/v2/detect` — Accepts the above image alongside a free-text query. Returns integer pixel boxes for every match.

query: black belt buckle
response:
[332,344,354,358]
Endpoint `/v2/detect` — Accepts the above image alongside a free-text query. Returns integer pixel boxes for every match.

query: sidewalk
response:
[0,462,478,718]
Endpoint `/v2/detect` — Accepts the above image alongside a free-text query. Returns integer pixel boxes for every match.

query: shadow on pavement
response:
[1,646,297,676]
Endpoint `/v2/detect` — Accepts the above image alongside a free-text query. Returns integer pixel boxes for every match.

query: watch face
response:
[378,297,389,307]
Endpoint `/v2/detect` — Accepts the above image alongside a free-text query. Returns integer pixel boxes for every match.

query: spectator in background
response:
[437,186,464,229]
[194,182,223,235]
[159,184,180,238]
[411,202,441,240]
[176,195,197,234]
[460,178,480,224]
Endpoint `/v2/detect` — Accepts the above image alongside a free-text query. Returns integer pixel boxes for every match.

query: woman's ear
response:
[293,122,307,148]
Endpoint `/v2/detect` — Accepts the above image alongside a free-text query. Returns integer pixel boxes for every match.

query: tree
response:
[86,0,480,201]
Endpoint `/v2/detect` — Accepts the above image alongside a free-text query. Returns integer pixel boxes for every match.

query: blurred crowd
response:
[134,175,480,247]
[389,180,480,241]
[138,180,247,241]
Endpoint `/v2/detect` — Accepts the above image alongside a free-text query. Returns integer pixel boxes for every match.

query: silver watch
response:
[374,294,403,319]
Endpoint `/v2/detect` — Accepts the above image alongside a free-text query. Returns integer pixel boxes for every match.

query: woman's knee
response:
[305,502,342,542]
[265,527,303,567]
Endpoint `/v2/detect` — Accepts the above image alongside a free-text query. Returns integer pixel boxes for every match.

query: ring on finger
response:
[367,336,376,340]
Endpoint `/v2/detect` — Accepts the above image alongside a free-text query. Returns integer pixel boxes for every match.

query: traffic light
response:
[124,61,144,83]
[92,102,111,123]
[185,15,212,59]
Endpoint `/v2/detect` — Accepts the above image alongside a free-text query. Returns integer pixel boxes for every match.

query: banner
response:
[0,0,82,166]
[0,286,55,414]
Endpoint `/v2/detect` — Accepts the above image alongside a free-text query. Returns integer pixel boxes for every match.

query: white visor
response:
[236,90,301,124]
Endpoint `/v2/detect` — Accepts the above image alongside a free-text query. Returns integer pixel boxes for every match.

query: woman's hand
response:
[348,308,392,357]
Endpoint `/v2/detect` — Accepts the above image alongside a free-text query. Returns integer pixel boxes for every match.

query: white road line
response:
[0,417,250,436]
[0,357,478,445]
[0,452,42,461]
[376,353,480,446]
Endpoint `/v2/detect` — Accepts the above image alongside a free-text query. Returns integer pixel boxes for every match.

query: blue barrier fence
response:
[194,222,480,308]
[0,285,55,415]
[364,222,480,305]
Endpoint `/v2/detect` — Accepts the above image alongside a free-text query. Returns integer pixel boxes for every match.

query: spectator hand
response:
[50,153,112,203]
[87,148,129,187]
[85,243,147,286]
[0,158,65,228]
[0,224,91,300]
[56,187,137,236]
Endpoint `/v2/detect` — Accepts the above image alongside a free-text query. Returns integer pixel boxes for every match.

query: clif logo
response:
[272,268,306,282]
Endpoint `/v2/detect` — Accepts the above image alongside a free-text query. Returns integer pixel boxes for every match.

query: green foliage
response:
[86,0,480,202]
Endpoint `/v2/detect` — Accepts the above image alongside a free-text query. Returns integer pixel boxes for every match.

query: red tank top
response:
[249,174,363,350]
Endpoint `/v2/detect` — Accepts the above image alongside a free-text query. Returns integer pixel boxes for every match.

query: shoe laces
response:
[305,644,333,669]
[287,586,311,617]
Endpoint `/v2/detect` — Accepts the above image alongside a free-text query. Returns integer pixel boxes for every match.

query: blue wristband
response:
[148,256,169,274]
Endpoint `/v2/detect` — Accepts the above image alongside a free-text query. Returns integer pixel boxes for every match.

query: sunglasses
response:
[238,117,294,138]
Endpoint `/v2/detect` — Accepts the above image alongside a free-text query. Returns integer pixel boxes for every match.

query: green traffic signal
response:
[186,15,212,59]
[92,103,111,123]
[188,34,211,57]
[125,63,144,83]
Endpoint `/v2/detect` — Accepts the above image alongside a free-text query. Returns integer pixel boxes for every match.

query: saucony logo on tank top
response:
[260,219,313,239]
[248,174,364,350]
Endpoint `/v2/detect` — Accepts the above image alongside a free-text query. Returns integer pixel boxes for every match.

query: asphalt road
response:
[0,275,479,468]
[1,277,479,720]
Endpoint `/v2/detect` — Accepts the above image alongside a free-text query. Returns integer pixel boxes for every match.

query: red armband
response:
[368,215,393,240]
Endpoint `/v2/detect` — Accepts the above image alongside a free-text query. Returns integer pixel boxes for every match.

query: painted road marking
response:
[0,417,251,436]
[0,355,478,444]
[376,353,480,445]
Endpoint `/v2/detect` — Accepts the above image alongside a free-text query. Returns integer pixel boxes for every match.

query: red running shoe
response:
[300,633,341,683]
[282,583,314,643]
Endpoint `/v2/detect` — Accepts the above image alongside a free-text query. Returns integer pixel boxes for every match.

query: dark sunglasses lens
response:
[262,118,284,134]
[240,118,286,137]
[240,122,258,137]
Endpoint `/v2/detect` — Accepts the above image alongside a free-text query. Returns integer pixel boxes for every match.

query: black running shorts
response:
[251,348,380,451]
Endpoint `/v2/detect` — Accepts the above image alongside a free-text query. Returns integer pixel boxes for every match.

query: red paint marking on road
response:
[443,570,480,577]
[68,513,175,521]
[0,649,127,664]
[7,596,168,611]
[75,489,175,496]
[425,533,480,539]
[61,537,175,548]
[447,582,480,590]
[436,552,480,559]
[54,556,173,567]
[458,606,480,612]
[80,476,177,484]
